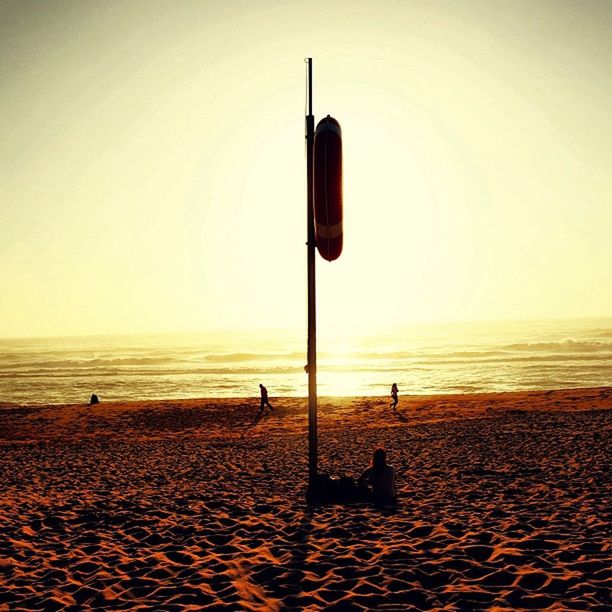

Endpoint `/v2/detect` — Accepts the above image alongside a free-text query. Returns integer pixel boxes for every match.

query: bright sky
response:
[1,0,611,338]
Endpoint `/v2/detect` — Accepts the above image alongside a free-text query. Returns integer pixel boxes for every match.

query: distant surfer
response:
[390,383,398,410]
[259,384,274,413]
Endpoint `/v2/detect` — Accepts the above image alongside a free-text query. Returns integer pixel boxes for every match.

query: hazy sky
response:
[1,0,611,338]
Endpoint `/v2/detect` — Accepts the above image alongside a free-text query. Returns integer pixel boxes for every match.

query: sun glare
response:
[0,1,610,339]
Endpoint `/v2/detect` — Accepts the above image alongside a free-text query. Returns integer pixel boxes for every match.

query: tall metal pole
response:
[305,58,317,487]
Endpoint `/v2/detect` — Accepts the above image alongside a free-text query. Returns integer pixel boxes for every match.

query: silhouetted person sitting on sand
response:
[390,383,398,410]
[259,384,273,412]
[89,394,99,405]
[358,448,396,504]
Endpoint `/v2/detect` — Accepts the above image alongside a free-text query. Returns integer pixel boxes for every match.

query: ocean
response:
[0,318,610,404]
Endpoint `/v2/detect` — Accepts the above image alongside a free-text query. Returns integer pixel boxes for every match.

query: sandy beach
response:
[0,387,610,610]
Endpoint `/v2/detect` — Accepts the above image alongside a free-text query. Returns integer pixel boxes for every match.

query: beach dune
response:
[0,387,610,610]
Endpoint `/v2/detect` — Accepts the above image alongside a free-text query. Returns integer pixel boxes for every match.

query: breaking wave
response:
[503,339,612,352]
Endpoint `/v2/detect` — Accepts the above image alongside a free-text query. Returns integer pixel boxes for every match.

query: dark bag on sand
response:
[306,473,358,504]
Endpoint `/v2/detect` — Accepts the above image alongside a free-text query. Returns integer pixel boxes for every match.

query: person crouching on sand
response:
[259,384,274,413]
[390,383,398,410]
[358,448,397,504]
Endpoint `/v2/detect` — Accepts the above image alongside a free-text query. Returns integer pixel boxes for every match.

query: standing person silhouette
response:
[259,384,274,413]
[390,383,399,410]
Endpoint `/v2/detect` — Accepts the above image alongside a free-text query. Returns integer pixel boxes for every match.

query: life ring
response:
[313,115,343,261]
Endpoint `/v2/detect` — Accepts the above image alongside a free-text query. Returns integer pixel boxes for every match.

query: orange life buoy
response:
[313,115,343,261]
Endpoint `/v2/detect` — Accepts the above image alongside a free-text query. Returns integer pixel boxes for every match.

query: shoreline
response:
[2,385,610,411]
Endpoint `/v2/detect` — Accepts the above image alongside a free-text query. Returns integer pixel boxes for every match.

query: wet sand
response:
[0,387,610,610]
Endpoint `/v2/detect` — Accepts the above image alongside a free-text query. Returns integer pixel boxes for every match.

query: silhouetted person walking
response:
[259,384,273,413]
[390,383,398,410]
